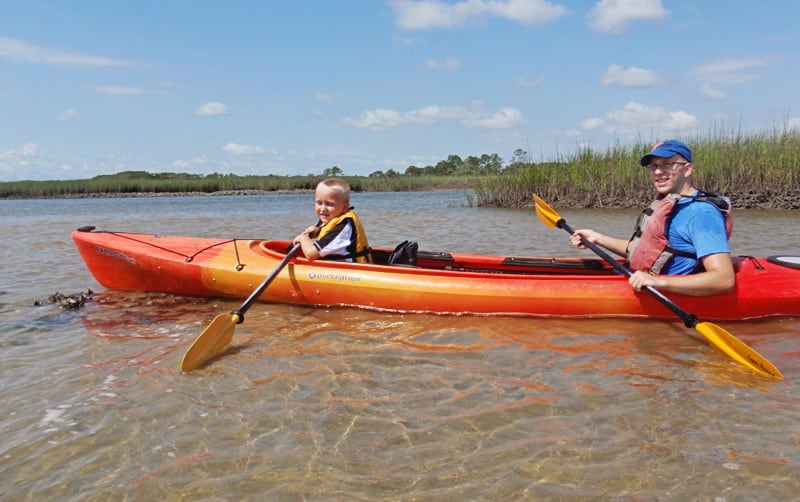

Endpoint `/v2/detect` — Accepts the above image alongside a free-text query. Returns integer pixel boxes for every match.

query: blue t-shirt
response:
[664,192,731,274]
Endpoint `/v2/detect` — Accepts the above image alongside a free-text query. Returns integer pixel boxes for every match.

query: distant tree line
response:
[4,130,800,209]
[366,153,507,178]
[0,152,519,199]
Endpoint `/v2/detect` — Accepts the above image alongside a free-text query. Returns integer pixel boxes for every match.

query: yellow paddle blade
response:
[533,194,560,228]
[181,314,240,371]
[695,322,784,380]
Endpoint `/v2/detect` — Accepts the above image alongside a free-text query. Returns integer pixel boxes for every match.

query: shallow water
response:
[1,192,799,500]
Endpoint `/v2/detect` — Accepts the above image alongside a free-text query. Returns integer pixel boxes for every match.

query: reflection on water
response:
[1,193,799,500]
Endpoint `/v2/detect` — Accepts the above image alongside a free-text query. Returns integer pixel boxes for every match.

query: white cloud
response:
[390,0,568,30]
[22,143,38,156]
[194,102,230,116]
[690,57,768,85]
[223,143,271,155]
[423,57,460,70]
[606,101,658,124]
[787,118,800,132]
[171,156,211,170]
[581,117,605,130]
[700,83,727,101]
[344,109,404,129]
[686,56,776,104]
[518,76,544,88]
[692,57,768,76]
[584,101,696,132]
[392,33,423,46]
[601,64,658,87]
[91,85,146,95]
[343,102,525,130]
[55,109,82,121]
[315,91,334,103]
[0,36,132,67]
[409,104,470,123]
[666,110,697,129]
[587,0,667,35]
[463,107,526,128]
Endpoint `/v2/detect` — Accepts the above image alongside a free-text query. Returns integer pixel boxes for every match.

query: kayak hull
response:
[71,227,800,320]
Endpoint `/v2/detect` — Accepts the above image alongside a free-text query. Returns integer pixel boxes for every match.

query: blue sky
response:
[1,0,798,181]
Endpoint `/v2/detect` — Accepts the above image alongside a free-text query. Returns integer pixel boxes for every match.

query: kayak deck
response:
[71,227,800,320]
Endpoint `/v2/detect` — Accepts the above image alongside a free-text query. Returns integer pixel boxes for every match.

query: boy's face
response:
[314,185,349,224]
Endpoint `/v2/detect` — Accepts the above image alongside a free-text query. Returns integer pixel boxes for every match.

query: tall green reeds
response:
[473,143,653,208]
[0,172,480,199]
[475,130,800,209]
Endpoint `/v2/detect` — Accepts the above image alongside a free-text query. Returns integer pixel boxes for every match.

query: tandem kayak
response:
[71,226,800,321]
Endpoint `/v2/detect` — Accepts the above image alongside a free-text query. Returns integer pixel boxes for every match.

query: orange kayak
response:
[72,226,800,320]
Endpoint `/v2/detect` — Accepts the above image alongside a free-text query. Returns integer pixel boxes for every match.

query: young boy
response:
[293,178,372,263]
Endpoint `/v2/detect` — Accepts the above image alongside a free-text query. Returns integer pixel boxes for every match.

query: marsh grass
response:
[475,130,800,209]
[0,172,479,199]
[3,131,800,209]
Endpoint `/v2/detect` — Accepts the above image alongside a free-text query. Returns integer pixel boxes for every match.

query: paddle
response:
[533,194,783,380]
[181,241,304,371]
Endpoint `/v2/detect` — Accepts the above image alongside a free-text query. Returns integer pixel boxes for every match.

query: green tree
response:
[323,166,343,176]
[479,153,503,174]
[511,149,528,164]
[506,149,529,172]
[461,155,482,175]
[433,155,463,175]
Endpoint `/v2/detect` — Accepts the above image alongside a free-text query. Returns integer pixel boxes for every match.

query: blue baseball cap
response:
[640,140,692,166]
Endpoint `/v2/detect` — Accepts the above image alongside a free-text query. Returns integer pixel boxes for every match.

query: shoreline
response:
[3,188,800,209]
[0,187,475,201]
[0,189,315,200]
[550,190,800,210]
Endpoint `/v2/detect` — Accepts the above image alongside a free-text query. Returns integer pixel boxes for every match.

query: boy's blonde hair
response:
[318,178,351,201]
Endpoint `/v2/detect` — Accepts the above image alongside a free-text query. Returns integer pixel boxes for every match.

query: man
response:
[570,140,734,296]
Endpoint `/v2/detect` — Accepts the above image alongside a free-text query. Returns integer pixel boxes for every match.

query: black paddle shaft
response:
[231,220,321,323]
[557,219,699,329]
[231,243,301,323]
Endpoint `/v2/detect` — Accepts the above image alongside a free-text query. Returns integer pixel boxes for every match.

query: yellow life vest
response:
[315,209,372,263]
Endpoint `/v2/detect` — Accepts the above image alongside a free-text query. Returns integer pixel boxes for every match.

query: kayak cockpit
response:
[257,239,618,276]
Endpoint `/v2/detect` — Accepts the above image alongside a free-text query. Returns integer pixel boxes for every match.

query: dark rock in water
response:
[34,289,94,309]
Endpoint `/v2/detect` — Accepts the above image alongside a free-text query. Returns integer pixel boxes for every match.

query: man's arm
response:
[629,252,735,296]
[570,229,630,258]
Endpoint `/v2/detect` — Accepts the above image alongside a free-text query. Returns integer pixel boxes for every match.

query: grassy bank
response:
[0,172,479,199]
[475,130,800,209]
[3,130,800,209]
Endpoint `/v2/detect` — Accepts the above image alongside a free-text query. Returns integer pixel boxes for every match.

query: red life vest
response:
[627,191,733,274]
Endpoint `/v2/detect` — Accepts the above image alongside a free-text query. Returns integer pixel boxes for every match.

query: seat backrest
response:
[388,240,418,266]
